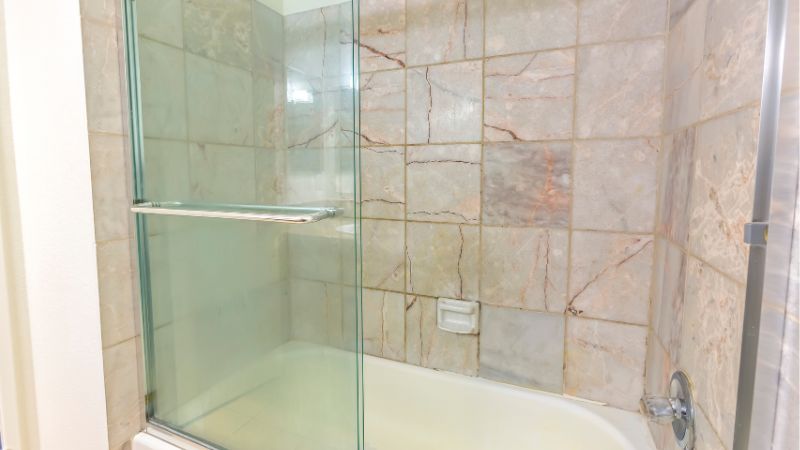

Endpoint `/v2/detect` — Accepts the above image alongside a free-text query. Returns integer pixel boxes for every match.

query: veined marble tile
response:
[361,147,405,220]
[256,149,284,205]
[363,289,406,361]
[184,0,252,69]
[658,128,696,246]
[103,339,145,449]
[290,279,343,346]
[142,139,191,204]
[576,39,665,138]
[480,227,568,313]
[407,61,482,144]
[82,20,124,134]
[359,0,406,72]
[405,295,422,365]
[701,0,768,119]
[82,0,118,24]
[573,139,659,233]
[567,231,653,325]
[136,0,183,48]
[579,0,667,44]
[664,0,706,132]
[406,222,479,300]
[360,70,405,146]
[565,317,647,411]
[407,144,481,224]
[406,0,483,66]
[484,50,575,142]
[186,54,254,146]
[88,134,133,242]
[694,404,728,450]
[139,38,187,140]
[252,2,284,73]
[363,219,405,291]
[406,295,478,376]
[480,307,565,392]
[669,0,698,28]
[483,142,571,227]
[678,257,745,449]
[485,0,577,56]
[688,107,758,282]
[651,238,687,363]
[97,239,137,348]
[188,143,256,204]
[253,71,282,149]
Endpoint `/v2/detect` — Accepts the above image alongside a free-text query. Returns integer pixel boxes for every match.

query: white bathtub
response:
[133,343,656,450]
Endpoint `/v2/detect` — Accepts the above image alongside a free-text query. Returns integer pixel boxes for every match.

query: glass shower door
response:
[123,0,361,449]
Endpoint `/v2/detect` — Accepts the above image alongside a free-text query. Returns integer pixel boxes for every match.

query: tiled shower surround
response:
[75,0,771,448]
[359,2,768,450]
[359,0,666,410]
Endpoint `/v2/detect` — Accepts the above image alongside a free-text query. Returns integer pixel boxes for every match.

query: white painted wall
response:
[257,0,347,15]
[0,0,110,448]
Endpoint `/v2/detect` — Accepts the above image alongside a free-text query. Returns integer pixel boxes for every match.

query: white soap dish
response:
[436,298,480,335]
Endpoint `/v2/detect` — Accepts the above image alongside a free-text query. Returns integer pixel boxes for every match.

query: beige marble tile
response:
[360,70,405,146]
[186,54,254,146]
[658,128,696,246]
[573,139,659,232]
[483,142,571,227]
[252,2,284,72]
[406,222,479,300]
[81,0,118,23]
[136,0,183,47]
[694,405,728,450]
[361,147,405,220]
[576,39,665,138]
[188,143,256,203]
[363,219,405,291]
[104,339,145,449]
[663,0,706,132]
[184,0,252,69]
[701,0,768,119]
[407,144,481,224]
[480,307,565,392]
[406,295,478,375]
[139,38,187,140]
[484,50,575,142]
[568,231,653,325]
[88,134,132,242]
[406,0,483,66]
[359,0,406,72]
[404,295,422,365]
[97,239,138,348]
[363,289,406,361]
[688,107,758,282]
[485,0,577,56]
[480,227,568,313]
[253,72,282,149]
[82,20,124,135]
[651,238,686,362]
[669,0,698,27]
[678,257,745,449]
[579,0,667,44]
[290,279,341,345]
[407,61,482,144]
[565,317,647,411]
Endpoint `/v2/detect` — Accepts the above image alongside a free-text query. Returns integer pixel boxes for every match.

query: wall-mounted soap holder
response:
[436,298,480,335]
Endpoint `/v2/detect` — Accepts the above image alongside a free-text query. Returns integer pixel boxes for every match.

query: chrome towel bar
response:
[131,201,337,224]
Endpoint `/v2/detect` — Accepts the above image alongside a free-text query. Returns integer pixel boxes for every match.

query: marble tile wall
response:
[359,0,668,410]
[79,0,145,448]
[646,1,769,449]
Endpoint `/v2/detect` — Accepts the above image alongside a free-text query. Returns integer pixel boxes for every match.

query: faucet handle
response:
[640,395,684,423]
[640,371,695,449]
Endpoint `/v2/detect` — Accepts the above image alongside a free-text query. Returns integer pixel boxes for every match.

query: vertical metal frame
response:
[733,0,792,448]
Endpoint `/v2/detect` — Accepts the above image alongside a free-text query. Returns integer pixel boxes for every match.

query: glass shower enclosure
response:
[123,0,362,449]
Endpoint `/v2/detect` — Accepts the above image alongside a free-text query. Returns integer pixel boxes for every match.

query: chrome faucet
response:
[641,371,695,449]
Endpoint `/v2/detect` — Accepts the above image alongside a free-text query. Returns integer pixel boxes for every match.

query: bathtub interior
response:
[133,342,654,450]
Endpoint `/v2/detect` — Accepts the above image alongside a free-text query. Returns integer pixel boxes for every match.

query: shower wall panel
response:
[358,0,667,412]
